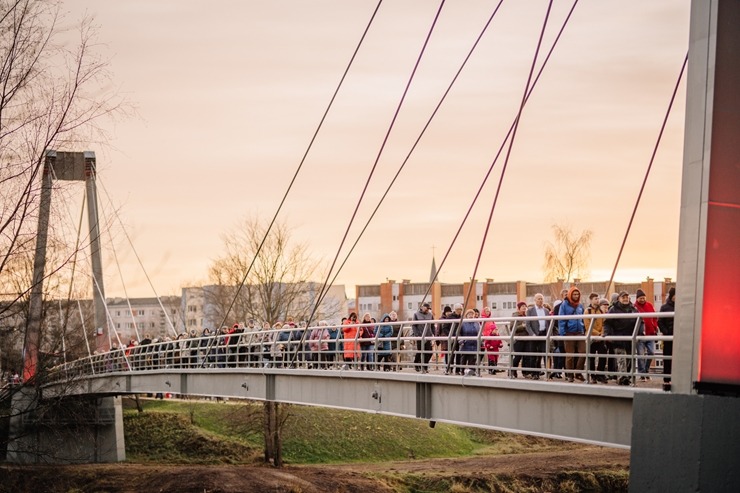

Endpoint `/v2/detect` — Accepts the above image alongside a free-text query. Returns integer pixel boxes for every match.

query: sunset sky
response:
[58,0,691,299]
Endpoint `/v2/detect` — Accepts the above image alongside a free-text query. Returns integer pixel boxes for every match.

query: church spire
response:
[429,255,438,284]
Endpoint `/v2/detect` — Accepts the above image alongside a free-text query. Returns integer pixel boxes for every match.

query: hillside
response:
[0,397,630,492]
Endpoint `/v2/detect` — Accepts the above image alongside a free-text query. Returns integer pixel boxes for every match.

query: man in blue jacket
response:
[558,286,586,382]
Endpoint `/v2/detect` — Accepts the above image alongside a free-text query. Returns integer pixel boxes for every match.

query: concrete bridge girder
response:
[46,370,644,448]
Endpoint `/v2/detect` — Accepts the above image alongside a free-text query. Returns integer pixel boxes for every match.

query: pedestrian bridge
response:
[34,312,672,452]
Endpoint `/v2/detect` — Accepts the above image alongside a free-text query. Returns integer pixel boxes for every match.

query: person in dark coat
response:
[604,291,640,386]
[658,287,675,391]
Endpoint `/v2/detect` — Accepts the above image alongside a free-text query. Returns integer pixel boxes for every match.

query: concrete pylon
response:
[630,1,740,491]
[10,150,124,463]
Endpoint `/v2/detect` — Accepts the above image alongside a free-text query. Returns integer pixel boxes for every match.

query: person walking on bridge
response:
[509,301,529,378]
[458,309,481,376]
[559,287,586,382]
[342,313,360,369]
[376,314,394,371]
[549,289,569,379]
[658,287,675,392]
[634,289,658,380]
[412,303,434,373]
[526,294,549,380]
[481,306,502,374]
[436,305,453,368]
[604,291,639,386]
[585,294,609,383]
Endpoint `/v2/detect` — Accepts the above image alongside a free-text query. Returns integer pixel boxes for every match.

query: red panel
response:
[699,204,740,384]
[698,0,740,386]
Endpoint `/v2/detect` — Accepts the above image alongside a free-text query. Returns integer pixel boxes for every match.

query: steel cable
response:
[308,0,508,314]
[293,0,449,363]
[446,0,555,374]
[605,53,688,294]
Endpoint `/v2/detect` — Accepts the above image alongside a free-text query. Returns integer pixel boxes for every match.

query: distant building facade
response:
[355,277,677,321]
[107,296,181,342]
[181,283,349,332]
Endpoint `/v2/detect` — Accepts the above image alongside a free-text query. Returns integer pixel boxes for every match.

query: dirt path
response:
[1,447,629,493]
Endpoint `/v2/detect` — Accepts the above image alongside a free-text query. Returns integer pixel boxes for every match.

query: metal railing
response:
[48,312,674,388]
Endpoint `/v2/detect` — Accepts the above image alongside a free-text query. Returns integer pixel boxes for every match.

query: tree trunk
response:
[262,401,284,467]
[273,402,283,467]
[263,401,274,463]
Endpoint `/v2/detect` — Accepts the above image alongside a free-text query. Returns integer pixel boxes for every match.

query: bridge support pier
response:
[630,1,740,491]
[630,393,740,492]
[6,388,125,463]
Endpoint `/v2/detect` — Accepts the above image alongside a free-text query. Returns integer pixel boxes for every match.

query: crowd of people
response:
[72,287,675,391]
[506,286,676,391]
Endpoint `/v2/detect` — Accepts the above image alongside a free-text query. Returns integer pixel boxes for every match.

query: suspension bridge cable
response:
[464,0,553,306]
[77,299,94,372]
[213,0,385,329]
[197,2,386,366]
[312,0,580,337]
[108,223,143,341]
[311,0,507,310]
[97,179,178,338]
[97,180,153,341]
[46,167,94,359]
[31,165,125,356]
[447,0,555,373]
[59,191,88,362]
[416,0,580,306]
[605,53,688,293]
[293,1,448,362]
[307,1,447,321]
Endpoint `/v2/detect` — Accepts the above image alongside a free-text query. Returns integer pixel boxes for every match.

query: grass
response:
[121,397,629,492]
[124,401,259,464]
[123,397,542,464]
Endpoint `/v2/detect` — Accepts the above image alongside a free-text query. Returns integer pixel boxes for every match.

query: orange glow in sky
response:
[58,1,690,298]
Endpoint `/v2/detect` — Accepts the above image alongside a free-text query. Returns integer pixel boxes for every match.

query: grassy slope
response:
[123,398,567,465]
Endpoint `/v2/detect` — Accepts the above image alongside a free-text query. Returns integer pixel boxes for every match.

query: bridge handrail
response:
[47,311,675,386]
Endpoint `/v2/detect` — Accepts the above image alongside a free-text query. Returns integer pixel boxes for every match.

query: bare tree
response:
[0,0,125,461]
[208,216,342,468]
[207,216,340,326]
[1,0,122,328]
[543,224,593,282]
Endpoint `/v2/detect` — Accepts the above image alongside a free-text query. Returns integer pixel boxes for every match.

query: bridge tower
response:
[630,1,740,490]
[22,151,109,382]
[8,150,124,463]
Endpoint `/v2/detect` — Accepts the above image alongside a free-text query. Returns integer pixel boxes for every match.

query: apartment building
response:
[181,283,349,332]
[355,277,677,321]
[107,296,181,342]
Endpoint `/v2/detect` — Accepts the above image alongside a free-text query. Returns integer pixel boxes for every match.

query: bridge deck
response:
[45,366,662,448]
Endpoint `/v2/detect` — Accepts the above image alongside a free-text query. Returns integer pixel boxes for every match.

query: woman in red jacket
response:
[481,307,502,374]
[342,312,360,368]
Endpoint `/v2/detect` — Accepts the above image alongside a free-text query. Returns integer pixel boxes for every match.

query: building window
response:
[491,302,497,309]
[188,305,197,312]
[116,323,120,329]
[137,310,145,316]
[477,295,482,301]
[392,295,398,301]
[408,302,412,310]
[188,319,196,327]
[116,310,121,317]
